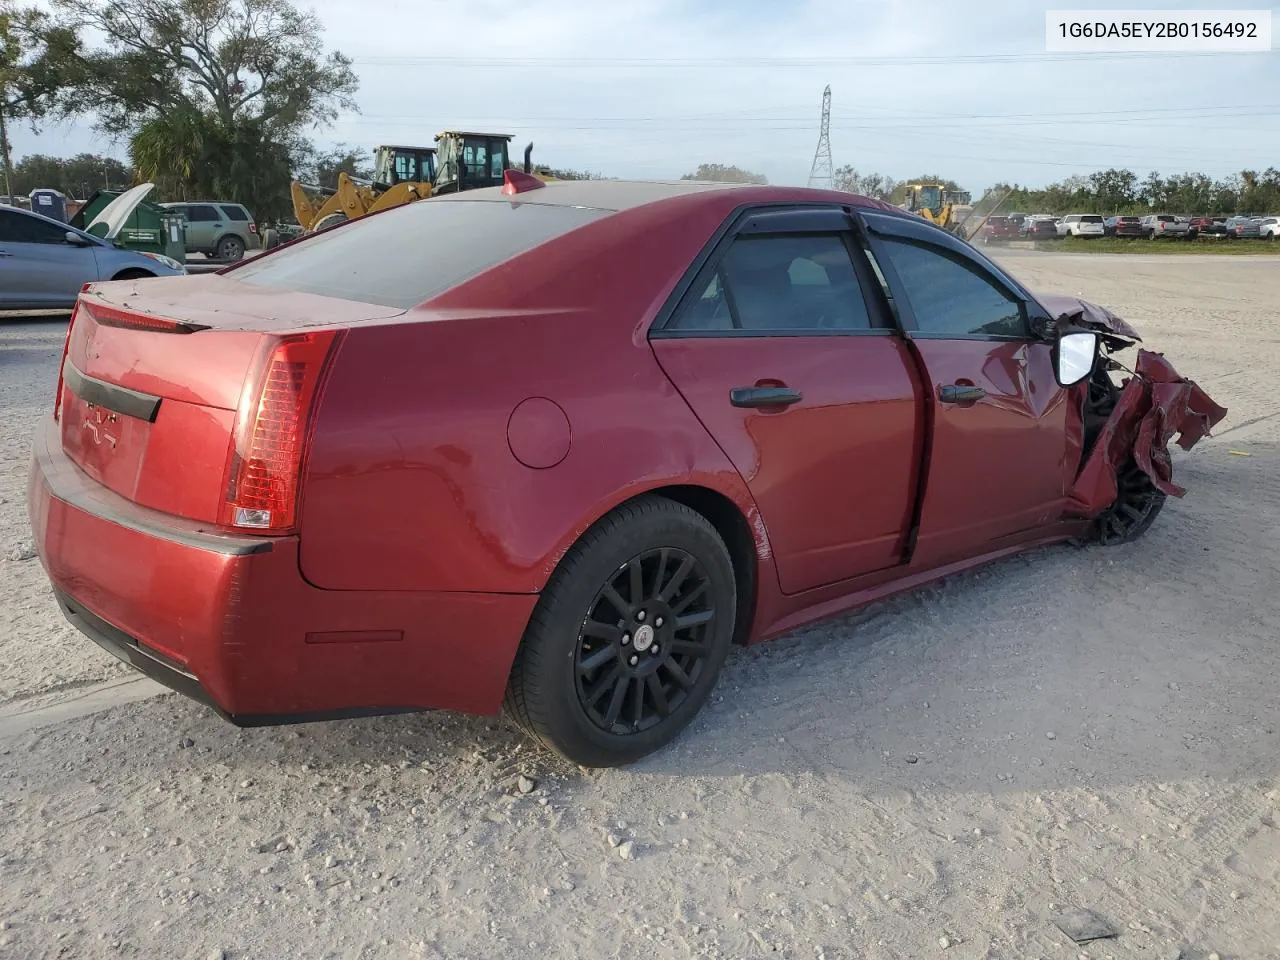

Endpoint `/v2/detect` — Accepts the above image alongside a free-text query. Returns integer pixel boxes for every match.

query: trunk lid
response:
[58,275,404,524]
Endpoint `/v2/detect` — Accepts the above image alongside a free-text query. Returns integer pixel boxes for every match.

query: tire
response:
[215,235,245,261]
[504,495,737,767]
[310,212,349,233]
[262,228,279,250]
[1088,460,1167,545]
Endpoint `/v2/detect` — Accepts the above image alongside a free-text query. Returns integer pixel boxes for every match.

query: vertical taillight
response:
[52,299,81,422]
[219,331,342,533]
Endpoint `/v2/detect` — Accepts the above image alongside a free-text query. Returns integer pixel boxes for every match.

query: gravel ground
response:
[0,252,1277,960]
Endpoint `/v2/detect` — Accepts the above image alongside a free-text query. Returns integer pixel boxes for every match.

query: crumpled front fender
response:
[1066,349,1228,518]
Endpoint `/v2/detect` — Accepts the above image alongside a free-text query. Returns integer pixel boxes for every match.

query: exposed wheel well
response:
[110,268,155,281]
[645,485,758,646]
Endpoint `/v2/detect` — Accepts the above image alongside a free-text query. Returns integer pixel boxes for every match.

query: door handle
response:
[730,386,803,409]
[938,384,986,404]
[0,250,12,257]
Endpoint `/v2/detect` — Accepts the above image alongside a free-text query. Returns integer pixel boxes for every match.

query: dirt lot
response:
[0,252,1277,960]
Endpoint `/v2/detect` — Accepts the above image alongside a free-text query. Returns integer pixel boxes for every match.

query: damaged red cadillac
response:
[27,175,1227,767]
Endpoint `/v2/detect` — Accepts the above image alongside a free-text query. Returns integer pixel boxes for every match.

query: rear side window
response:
[1081,216,1104,223]
[0,210,70,244]
[876,237,1024,339]
[221,205,250,221]
[233,199,609,308]
[670,234,874,333]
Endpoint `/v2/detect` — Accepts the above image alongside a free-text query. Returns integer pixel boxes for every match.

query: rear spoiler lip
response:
[83,298,211,334]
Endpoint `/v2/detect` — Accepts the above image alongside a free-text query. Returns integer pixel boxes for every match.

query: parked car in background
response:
[1187,216,1226,238]
[1023,216,1059,239]
[24,176,1227,766]
[1227,216,1266,239]
[1024,216,1054,239]
[1259,216,1279,240]
[1104,216,1143,237]
[978,215,1020,242]
[1,195,185,315]
[1141,215,1189,239]
[1057,214,1105,237]
[160,201,261,262]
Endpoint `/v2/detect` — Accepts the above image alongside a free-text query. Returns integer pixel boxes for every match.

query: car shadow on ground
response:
[47,440,1262,804]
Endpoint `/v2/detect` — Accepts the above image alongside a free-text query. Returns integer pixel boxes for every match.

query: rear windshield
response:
[232,199,610,308]
[1081,216,1104,223]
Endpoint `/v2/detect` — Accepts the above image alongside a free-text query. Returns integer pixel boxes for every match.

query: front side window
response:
[670,233,874,333]
[187,205,219,222]
[876,237,1024,339]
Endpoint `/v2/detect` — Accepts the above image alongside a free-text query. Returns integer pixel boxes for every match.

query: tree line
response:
[982,168,1280,216]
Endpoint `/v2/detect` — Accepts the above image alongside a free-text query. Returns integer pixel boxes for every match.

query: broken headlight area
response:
[1045,296,1228,519]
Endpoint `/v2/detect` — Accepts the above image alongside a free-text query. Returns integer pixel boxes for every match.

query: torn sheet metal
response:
[1067,348,1228,517]
[1036,292,1143,346]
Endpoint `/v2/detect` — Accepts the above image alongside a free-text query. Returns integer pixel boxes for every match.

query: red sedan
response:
[27,175,1226,766]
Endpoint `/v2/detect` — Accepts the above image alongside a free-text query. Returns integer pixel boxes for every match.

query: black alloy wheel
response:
[505,496,736,767]
[575,547,717,735]
[1090,461,1166,545]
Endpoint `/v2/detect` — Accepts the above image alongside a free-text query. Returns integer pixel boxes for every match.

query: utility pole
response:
[0,85,13,203]
[807,85,833,189]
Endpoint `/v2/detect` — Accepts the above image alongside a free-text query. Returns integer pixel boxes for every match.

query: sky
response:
[10,0,1280,195]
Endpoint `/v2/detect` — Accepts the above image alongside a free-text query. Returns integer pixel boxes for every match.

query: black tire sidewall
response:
[218,236,245,260]
[517,501,736,767]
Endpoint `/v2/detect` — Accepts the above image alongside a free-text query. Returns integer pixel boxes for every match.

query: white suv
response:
[1260,217,1279,240]
[1056,214,1105,237]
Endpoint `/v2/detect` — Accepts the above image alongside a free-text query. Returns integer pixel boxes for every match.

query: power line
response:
[349,51,1266,67]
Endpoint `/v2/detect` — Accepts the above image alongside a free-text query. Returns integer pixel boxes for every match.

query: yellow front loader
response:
[290,135,557,234]
[291,144,438,232]
[901,182,973,233]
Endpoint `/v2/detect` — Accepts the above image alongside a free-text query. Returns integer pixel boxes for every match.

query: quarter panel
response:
[299,315,761,594]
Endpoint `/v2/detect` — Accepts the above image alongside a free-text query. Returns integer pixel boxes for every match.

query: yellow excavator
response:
[290,132,552,233]
[901,182,973,233]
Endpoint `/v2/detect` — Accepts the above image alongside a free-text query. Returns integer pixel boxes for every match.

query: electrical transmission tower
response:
[807,85,833,189]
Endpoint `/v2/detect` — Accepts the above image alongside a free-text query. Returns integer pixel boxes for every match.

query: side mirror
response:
[65,231,90,246]
[1053,330,1099,387]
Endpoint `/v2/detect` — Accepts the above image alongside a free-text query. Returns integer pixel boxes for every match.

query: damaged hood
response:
[1036,292,1143,347]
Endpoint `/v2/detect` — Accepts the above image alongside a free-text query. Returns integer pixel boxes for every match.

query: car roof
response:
[431,178,897,215]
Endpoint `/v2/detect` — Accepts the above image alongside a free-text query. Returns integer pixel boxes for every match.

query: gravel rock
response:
[606,833,622,848]
[4,542,36,562]
[617,840,637,861]
[517,776,535,794]
[938,936,951,949]
[1046,732,1058,740]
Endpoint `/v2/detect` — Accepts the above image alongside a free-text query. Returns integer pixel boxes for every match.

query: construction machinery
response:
[290,133,550,233]
[901,182,973,233]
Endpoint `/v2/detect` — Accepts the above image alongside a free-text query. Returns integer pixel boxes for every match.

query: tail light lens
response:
[248,223,258,234]
[52,299,81,422]
[219,331,343,533]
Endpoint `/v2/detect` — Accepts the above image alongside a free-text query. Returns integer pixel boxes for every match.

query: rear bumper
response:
[27,415,537,723]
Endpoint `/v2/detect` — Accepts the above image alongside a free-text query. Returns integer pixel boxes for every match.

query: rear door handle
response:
[938,384,986,404]
[730,386,803,408]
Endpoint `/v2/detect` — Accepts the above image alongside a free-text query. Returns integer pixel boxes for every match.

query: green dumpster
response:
[71,185,187,262]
